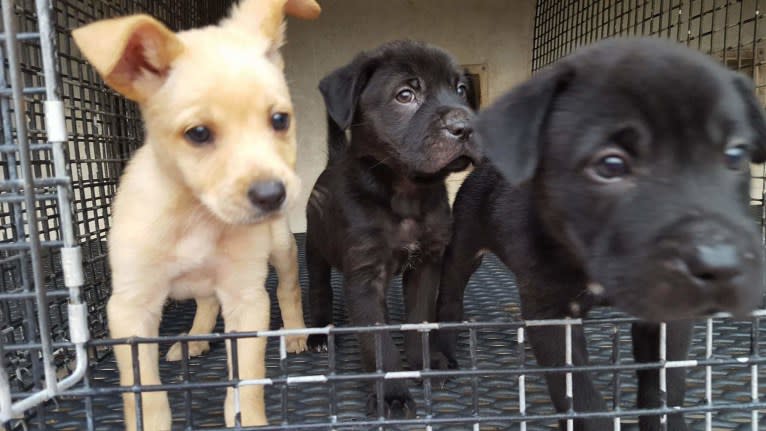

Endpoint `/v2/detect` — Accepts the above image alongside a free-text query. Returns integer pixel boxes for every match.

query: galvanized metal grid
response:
[74,317,766,430]
[0,0,87,423]
[0,0,764,430]
[9,249,764,431]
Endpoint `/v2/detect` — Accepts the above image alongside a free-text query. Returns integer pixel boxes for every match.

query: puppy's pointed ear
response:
[224,0,320,68]
[732,74,766,163]
[475,64,574,186]
[285,0,322,20]
[319,55,375,130]
[72,15,183,103]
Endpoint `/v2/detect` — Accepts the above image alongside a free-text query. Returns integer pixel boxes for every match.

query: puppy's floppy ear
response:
[72,15,183,103]
[319,55,375,130]
[462,71,480,110]
[475,63,574,186]
[732,74,766,163]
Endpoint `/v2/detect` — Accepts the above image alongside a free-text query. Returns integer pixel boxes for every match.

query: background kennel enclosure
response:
[0,0,764,430]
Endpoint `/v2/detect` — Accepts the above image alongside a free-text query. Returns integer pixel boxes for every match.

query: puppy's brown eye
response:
[396,89,415,104]
[724,145,750,171]
[587,150,631,182]
[594,155,629,179]
[184,125,213,145]
[271,112,290,131]
[457,83,468,98]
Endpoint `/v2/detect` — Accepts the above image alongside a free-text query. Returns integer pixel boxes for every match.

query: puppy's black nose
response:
[445,120,472,140]
[248,180,286,212]
[684,244,741,283]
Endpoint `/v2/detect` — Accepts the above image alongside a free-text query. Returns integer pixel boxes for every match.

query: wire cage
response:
[0,0,764,430]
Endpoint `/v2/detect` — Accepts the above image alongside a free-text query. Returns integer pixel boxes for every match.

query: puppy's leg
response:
[434,232,485,369]
[306,234,333,351]
[521,277,609,431]
[269,219,307,353]
[166,296,219,361]
[526,324,611,431]
[344,261,415,419]
[108,289,171,431]
[632,321,693,431]
[402,260,442,370]
[219,270,271,427]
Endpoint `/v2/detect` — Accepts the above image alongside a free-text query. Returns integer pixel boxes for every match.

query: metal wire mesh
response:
[8,247,762,431]
[0,0,764,430]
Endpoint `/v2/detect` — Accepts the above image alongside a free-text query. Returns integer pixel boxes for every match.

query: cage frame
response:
[0,0,87,422]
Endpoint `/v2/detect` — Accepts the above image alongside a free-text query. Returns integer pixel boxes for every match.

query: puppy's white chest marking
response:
[403,242,421,270]
[167,222,224,299]
[397,218,422,269]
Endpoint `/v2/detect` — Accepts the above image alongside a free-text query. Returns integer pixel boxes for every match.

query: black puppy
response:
[436,38,766,431]
[306,40,480,418]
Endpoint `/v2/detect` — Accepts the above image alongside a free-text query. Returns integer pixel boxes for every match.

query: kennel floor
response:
[22,235,766,430]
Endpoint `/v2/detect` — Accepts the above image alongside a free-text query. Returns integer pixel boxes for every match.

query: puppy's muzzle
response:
[248,180,286,213]
[441,118,475,174]
[438,110,482,170]
[681,243,740,283]
[443,118,472,141]
[653,218,763,318]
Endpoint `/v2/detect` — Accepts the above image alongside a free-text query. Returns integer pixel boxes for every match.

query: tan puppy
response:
[72,0,320,429]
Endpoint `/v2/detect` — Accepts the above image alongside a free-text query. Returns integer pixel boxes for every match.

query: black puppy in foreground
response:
[306,40,480,418]
[436,38,766,431]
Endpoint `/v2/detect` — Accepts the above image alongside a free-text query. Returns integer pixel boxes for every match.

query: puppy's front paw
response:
[366,384,416,419]
[431,350,458,370]
[307,334,328,352]
[165,336,210,362]
[434,331,460,368]
[405,342,457,372]
[285,333,308,353]
[415,351,457,388]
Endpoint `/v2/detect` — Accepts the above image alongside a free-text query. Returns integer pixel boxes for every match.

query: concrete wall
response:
[281,0,536,232]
